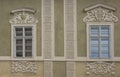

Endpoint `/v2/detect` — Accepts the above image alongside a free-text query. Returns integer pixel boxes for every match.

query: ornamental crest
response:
[9,8,38,24]
[86,62,115,75]
[11,61,37,73]
[83,4,118,22]
[9,12,38,24]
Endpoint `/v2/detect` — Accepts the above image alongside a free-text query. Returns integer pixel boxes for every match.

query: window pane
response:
[25,46,32,50]
[25,52,32,57]
[101,26,109,36]
[25,39,32,45]
[90,52,99,58]
[90,26,99,36]
[16,52,23,57]
[101,38,109,45]
[101,38,109,58]
[25,27,32,36]
[16,46,23,50]
[90,38,99,58]
[15,28,23,36]
[101,46,110,58]
[16,39,23,45]
[90,38,99,46]
[25,39,32,57]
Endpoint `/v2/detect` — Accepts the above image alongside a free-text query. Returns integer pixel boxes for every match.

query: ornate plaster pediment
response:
[83,4,118,22]
[9,8,38,24]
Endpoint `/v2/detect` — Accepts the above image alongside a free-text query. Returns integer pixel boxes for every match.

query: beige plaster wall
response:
[54,0,64,56]
[53,62,66,77]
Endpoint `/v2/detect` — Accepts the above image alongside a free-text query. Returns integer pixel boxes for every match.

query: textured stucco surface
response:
[54,0,64,56]
[53,62,66,77]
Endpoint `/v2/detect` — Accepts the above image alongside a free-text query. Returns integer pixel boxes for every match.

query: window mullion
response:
[99,26,101,59]
[31,28,33,57]
[14,27,16,57]
[23,27,25,58]
[108,27,110,58]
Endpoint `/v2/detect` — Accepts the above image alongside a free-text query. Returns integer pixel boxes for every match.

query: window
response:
[9,8,38,59]
[89,25,110,59]
[86,22,114,60]
[83,4,118,60]
[14,27,33,57]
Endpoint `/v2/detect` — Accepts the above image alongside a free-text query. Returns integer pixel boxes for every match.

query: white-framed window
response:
[83,4,118,60]
[14,26,33,57]
[11,24,36,58]
[87,22,114,60]
[89,25,110,59]
[9,8,38,59]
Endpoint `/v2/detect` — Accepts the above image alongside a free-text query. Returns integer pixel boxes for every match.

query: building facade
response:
[0,0,120,77]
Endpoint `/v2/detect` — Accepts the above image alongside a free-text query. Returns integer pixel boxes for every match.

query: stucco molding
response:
[86,61,115,75]
[11,61,37,73]
[84,4,116,11]
[9,12,38,24]
[11,8,36,14]
[83,4,118,22]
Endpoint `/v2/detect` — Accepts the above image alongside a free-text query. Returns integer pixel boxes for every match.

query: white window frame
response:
[87,22,114,61]
[11,24,36,59]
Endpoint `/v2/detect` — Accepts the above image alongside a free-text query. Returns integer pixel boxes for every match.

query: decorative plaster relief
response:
[86,62,115,75]
[11,61,37,73]
[9,12,38,24]
[83,7,118,22]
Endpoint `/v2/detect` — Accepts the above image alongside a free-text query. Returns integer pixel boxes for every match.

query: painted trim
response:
[64,0,76,59]
[51,0,54,59]
[11,8,36,14]
[42,0,53,59]
[74,0,77,59]
[0,56,120,61]
[64,0,66,59]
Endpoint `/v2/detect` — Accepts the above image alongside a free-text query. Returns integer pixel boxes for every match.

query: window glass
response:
[14,27,33,58]
[89,25,110,59]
